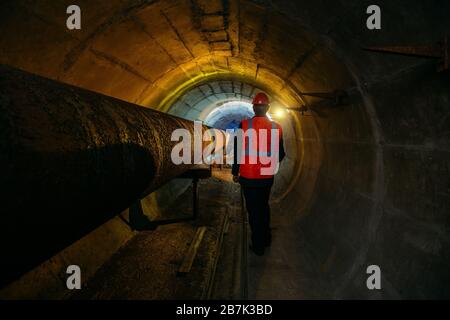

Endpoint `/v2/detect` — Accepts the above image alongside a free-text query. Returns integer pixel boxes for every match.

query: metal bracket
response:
[300,90,348,105]
[363,35,449,72]
[127,166,212,231]
[285,90,349,118]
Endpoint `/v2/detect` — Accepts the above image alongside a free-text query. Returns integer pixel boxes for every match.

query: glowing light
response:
[274,108,285,118]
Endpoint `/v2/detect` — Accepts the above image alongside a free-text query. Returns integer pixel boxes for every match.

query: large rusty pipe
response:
[0,65,200,286]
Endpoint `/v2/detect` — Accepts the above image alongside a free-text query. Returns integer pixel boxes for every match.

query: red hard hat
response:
[252,92,269,105]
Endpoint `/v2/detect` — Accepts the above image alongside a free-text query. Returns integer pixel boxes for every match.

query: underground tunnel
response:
[0,0,449,300]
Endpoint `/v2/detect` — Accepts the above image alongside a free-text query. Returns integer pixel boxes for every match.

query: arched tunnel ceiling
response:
[0,0,358,112]
[2,0,447,116]
[204,101,254,129]
[167,79,271,122]
[2,0,448,208]
[1,0,450,299]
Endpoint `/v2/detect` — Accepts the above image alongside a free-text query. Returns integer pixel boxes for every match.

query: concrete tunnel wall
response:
[0,0,449,299]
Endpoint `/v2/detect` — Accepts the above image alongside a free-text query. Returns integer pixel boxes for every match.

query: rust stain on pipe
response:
[0,65,203,286]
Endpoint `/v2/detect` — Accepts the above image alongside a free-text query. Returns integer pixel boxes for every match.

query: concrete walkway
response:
[72,168,323,299]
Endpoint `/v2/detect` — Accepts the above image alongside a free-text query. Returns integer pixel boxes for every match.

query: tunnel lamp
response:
[274,109,286,118]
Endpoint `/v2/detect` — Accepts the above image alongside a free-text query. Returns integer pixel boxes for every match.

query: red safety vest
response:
[240,116,282,179]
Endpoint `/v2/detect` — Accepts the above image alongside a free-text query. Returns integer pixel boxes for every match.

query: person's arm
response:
[279,136,286,162]
[276,123,286,162]
[231,123,242,178]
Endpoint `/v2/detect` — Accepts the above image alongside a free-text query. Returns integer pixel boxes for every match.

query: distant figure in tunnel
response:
[232,92,285,256]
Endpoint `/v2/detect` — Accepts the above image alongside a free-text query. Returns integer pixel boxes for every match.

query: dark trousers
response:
[242,184,272,250]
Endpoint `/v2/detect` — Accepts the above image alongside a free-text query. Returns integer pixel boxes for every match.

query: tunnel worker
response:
[232,92,285,256]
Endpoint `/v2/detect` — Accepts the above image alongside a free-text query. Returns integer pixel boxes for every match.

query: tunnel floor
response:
[216,169,327,299]
[247,200,324,300]
[71,169,324,300]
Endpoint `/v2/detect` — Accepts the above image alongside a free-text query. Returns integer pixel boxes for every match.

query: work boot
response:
[249,245,264,256]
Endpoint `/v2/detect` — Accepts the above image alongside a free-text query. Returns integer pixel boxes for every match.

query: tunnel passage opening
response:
[5,0,363,225]
[203,100,291,130]
[159,76,305,206]
[204,101,255,130]
[0,0,408,299]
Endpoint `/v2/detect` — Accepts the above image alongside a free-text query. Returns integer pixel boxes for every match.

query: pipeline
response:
[0,65,200,287]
